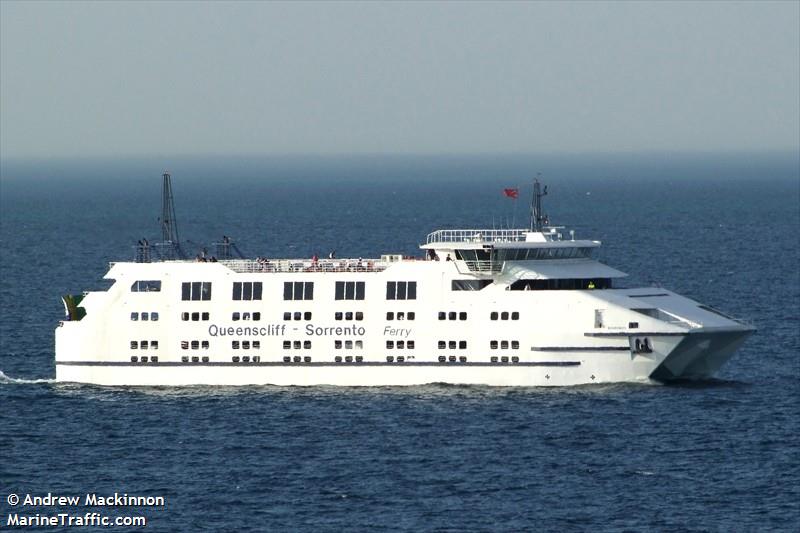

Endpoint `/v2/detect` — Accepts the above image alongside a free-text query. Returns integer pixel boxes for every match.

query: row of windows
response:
[284,355,312,363]
[181,340,210,350]
[181,281,212,301]
[335,339,364,350]
[491,340,520,350]
[182,355,211,363]
[438,340,468,350]
[386,340,415,349]
[283,340,313,349]
[233,356,261,363]
[335,355,364,363]
[182,312,210,321]
[131,312,159,321]
[335,281,365,301]
[491,356,520,363]
[386,312,415,321]
[285,311,313,321]
[335,311,363,321]
[386,281,417,300]
[233,312,262,321]
[233,281,263,301]
[439,311,468,321]
[131,355,158,362]
[490,311,520,320]
[509,278,611,290]
[130,340,159,350]
[232,340,261,350]
[284,281,314,301]
[438,355,468,363]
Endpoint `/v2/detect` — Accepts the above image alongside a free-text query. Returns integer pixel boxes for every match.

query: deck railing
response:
[220,258,389,274]
[426,229,529,245]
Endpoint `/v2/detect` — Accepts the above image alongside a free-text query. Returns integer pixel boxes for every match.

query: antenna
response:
[530,173,548,231]
[160,171,185,259]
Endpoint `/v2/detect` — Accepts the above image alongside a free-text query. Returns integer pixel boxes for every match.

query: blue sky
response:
[1,1,798,157]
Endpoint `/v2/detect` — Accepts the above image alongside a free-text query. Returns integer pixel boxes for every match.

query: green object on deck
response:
[62,294,87,321]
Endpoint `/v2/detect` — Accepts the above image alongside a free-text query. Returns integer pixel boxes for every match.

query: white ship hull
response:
[54,183,754,387]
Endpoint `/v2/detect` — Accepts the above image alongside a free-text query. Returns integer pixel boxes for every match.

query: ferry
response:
[55,173,754,386]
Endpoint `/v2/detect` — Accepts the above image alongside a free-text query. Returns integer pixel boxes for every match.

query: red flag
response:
[503,188,519,199]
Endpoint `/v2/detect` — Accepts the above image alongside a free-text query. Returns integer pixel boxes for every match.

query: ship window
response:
[243,341,250,350]
[253,312,261,321]
[141,313,149,321]
[151,312,159,321]
[386,281,417,300]
[451,280,492,291]
[293,341,301,349]
[284,281,314,300]
[386,312,394,320]
[181,312,189,321]
[397,312,405,320]
[130,341,138,349]
[191,340,199,349]
[448,340,457,349]
[459,312,467,321]
[232,341,240,349]
[242,312,251,321]
[191,312,199,321]
[335,281,365,301]
[232,281,263,301]
[356,341,363,349]
[152,341,159,350]
[335,340,342,349]
[438,312,446,320]
[345,340,353,349]
[459,341,467,349]
[501,312,509,320]
[355,312,363,321]
[511,341,519,349]
[284,312,292,320]
[408,312,415,320]
[386,341,394,349]
[140,340,149,350]
[448,312,456,320]
[131,312,138,321]
[511,312,519,320]
[182,281,211,301]
[293,311,302,321]
[232,312,240,321]
[490,340,498,349]
[202,312,209,320]
[181,341,189,349]
[283,340,291,349]
[304,340,312,349]
[131,280,161,292]
[304,312,312,320]
[490,312,498,320]
[202,340,209,349]
[407,341,415,349]
[253,341,260,349]
[345,311,353,320]
[501,341,509,349]
[335,312,343,320]
[397,340,405,349]
[438,341,446,349]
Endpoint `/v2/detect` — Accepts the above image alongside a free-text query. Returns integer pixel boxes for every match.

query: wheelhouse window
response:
[509,278,612,290]
[131,280,161,292]
[182,282,212,300]
[451,280,492,291]
[284,281,314,301]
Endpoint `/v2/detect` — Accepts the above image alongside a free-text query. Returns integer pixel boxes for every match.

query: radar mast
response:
[159,171,185,259]
[530,174,548,232]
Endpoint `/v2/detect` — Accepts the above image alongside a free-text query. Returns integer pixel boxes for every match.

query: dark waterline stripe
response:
[57,361,581,368]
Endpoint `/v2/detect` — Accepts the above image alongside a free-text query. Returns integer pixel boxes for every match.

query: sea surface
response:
[1,153,798,531]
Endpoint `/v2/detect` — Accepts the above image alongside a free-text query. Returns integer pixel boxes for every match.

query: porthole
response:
[438,355,446,363]
[130,356,138,363]
[387,356,394,363]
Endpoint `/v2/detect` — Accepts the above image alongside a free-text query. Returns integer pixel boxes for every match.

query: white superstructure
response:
[55,177,753,386]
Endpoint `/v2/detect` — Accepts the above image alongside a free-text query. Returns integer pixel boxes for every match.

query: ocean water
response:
[1,153,798,531]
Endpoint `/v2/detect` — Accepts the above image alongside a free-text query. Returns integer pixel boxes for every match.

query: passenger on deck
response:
[329,250,336,259]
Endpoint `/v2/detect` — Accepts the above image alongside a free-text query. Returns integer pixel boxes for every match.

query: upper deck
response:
[422,228,600,249]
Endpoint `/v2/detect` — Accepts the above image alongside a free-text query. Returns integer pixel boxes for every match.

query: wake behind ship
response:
[55,173,753,386]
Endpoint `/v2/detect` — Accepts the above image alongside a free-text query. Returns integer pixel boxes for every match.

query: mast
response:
[530,174,548,232]
[160,171,185,259]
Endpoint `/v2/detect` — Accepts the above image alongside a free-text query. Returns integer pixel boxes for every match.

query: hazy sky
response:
[1,1,798,158]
